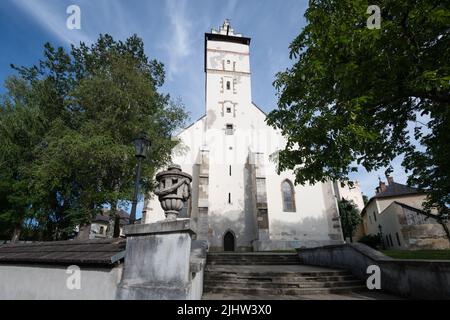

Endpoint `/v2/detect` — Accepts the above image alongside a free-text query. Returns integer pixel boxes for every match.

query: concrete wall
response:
[296,243,450,299]
[0,264,122,300]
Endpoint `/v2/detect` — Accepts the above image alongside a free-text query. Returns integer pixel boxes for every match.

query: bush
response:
[358,234,381,249]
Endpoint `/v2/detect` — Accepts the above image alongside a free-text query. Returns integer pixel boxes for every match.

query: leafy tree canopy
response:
[267,0,449,213]
[338,199,362,241]
[0,34,187,240]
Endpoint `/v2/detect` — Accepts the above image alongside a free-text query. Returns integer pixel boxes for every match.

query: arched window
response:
[281,180,296,212]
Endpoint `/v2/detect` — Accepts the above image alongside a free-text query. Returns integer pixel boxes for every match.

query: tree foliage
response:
[338,199,362,241]
[0,34,187,241]
[266,0,449,213]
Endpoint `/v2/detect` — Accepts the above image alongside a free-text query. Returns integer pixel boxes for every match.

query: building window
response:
[226,107,232,113]
[368,215,372,224]
[226,81,231,90]
[281,179,296,212]
[227,60,230,64]
[373,211,377,222]
[228,193,231,204]
[389,234,393,247]
[99,226,105,234]
[385,235,390,248]
[225,124,234,135]
[229,165,232,176]
[396,232,401,246]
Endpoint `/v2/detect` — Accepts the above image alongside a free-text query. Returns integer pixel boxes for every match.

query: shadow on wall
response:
[206,109,217,129]
[269,213,339,242]
[208,206,256,250]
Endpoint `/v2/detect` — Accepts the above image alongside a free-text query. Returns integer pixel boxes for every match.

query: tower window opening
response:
[228,193,231,204]
[226,81,231,90]
[225,124,234,135]
[226,107,232,113]
[229,165,232,176]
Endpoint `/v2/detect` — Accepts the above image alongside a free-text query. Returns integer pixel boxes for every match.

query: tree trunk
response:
[11,226,21,243]
[441,221,450,243]
[76,223,91,240]
[113,215,121,238]
[110,201,121,238]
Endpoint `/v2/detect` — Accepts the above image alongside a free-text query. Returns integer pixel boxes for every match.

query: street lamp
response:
[130,133,150,225]
[378,224,385,250]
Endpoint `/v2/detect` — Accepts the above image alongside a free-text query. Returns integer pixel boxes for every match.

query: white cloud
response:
[163,0,193,80]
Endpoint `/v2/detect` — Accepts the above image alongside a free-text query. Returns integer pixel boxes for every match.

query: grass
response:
[381,249,450,260]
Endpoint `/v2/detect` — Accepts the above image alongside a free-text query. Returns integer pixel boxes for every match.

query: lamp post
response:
[130,134,150,225]
[378,224,385,250]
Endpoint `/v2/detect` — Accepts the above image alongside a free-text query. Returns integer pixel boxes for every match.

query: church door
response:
[223,231,235,252]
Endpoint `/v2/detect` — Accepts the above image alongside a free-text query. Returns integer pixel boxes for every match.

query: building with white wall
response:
[143,20,363,251]
[361,175,450,249]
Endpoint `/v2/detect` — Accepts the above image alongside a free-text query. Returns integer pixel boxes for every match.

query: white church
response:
[143,20,364,252]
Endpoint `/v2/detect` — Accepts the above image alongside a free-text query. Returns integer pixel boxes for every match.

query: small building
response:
[77,209,130,240]
[361,175,450,250]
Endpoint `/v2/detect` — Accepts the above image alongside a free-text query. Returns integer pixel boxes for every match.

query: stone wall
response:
[296,243,450,299]
[0,264,122,300]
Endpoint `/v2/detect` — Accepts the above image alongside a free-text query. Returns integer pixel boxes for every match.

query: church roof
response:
[0,238,126,267]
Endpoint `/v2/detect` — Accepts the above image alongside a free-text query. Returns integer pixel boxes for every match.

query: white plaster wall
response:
[377,194,429,213]
[378,203,404,248]
[337,181,365,212]
[0,264,122,300]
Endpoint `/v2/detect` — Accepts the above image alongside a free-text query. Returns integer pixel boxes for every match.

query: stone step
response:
[204,274,357,283]
[204,269,352,278]
[208,261,301,265]
[204,279,363,289]
[203,285,367,296]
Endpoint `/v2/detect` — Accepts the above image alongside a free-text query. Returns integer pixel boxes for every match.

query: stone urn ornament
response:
[154,164,192,220]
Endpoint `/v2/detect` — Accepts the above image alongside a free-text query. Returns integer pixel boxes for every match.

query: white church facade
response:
[143,20,363,252]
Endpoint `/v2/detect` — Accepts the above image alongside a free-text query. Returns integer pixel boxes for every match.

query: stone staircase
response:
[203,253,367,297]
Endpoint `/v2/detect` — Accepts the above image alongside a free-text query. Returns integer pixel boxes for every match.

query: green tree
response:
[267,1,449,216]
[338,199,362,242]
[362,194,369,206]
[0,34,187,241]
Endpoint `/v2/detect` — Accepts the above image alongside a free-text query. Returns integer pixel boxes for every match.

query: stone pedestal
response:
[116,219,196,300]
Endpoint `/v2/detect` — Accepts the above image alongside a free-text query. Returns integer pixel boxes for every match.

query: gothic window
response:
[226,81,231,90]
[226,107,231,113]
[281,179,296,212]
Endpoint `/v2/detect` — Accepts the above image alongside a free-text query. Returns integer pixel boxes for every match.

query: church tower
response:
[202,20,260,251]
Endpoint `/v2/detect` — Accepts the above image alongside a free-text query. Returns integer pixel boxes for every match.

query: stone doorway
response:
[223,231,235,252]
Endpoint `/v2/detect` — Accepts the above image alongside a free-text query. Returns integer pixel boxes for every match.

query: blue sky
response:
[0,0,412,216]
